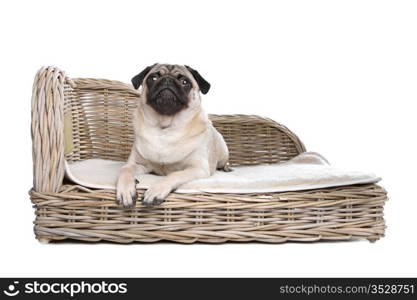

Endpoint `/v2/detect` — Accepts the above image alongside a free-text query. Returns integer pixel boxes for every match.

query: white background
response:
[0,0,416,277]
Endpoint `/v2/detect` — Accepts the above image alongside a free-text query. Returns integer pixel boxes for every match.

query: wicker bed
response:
[30,66,387,243]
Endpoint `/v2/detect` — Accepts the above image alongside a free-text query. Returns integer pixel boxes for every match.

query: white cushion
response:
[65,152,380,194]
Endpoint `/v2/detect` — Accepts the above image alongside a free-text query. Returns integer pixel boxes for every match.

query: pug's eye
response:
[150,73,160,81]
[181,79,188,86]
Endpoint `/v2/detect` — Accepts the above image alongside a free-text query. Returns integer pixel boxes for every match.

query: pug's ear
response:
[185,65,210,94]
[131,64,157,89]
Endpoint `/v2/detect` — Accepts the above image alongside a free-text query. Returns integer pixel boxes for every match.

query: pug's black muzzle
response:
[147,76,189,115]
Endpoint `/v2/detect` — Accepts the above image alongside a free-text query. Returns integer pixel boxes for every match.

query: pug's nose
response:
[161,76,174,86]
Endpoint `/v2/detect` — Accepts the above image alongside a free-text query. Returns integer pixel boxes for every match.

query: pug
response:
[116,64,230,208]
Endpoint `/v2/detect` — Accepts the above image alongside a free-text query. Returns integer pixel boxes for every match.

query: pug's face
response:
[131,64,210,116]
[145,65,193,115]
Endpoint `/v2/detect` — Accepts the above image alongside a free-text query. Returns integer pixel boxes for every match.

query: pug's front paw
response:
[116,175,138,208]
[222,162,233,172]
[142,182,172,207]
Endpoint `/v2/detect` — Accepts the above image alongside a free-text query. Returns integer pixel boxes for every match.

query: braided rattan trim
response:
[70,78,140,96]
[31,66,66,193]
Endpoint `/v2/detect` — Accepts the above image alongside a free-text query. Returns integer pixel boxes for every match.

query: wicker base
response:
[30,183,387,244]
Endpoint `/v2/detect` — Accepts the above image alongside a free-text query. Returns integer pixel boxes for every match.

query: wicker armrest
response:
[31,66,67,193]
[210,114,306,165]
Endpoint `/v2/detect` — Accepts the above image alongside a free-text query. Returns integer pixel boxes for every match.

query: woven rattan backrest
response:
[64,78,305,165]
[64,78,138,162]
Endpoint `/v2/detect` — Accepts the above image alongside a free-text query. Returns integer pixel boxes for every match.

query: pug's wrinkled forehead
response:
[151,64,188,76]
